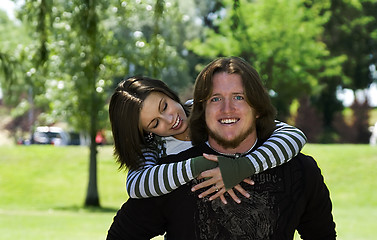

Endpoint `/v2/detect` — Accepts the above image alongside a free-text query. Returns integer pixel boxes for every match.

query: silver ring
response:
[214,185,219,192]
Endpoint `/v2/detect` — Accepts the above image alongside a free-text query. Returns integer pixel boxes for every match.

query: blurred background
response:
[0,0,376,239]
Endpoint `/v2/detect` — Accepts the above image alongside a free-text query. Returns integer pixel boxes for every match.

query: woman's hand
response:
[191,154,254,204]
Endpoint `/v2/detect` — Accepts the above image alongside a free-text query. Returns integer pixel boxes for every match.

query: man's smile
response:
[219,118,239,124]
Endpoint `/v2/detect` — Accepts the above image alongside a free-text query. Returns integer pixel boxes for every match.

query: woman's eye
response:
[234,95,244,100]
[152,120,159,129]
[162,102,167,111]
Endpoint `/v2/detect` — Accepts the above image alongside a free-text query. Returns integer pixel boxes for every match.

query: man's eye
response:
[234,95,244,100]
[210,97,221,102]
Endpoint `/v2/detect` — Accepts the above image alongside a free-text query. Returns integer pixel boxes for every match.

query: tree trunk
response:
[84,127,100,207]
[84,88,100,207]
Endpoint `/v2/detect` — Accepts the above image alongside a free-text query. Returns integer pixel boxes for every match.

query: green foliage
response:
[103,0,200,91]
[0,9,33,106]
[313,0,377,135]
[323,0,377,90]
[1,0,206,132]
[187,0,344,119]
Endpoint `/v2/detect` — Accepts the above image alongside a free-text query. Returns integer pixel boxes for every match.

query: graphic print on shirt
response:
[192,171,284,240]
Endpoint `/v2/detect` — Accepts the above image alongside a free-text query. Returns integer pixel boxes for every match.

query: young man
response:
[182,56,336,239]
[107,57,336,239]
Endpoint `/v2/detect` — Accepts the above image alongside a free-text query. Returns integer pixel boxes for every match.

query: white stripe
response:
[266,138,294,159]
[185,159,194,180]
[246,152,261,174]
[256,147,275,171]
[268,142,284,166]
[128,169,146,198]
[127,169,141,198]
[278,131,303,152]
[278,130,306,145]
[159,164,172,194]
[176,161,185,186]
[148,167,158,196]
[138,168,150,197]
[262,145,279,167]
[127,170,137,185]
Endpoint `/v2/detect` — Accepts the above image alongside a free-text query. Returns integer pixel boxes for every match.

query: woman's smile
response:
[172,115,183,130]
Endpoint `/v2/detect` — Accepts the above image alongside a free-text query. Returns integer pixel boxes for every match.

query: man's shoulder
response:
[289,152,324,181]
[294,152,320,169]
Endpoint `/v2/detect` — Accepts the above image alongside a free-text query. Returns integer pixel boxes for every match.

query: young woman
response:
[109,76,307,203]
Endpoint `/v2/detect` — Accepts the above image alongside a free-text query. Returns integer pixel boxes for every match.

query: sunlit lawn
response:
[302,144,377,240]
[0,144,376,239]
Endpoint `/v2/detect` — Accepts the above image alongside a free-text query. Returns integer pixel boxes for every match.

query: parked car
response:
[32,126,70,146]
[68,132,81,145]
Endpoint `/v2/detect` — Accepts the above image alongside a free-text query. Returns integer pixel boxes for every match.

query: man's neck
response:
[208,133,257,155]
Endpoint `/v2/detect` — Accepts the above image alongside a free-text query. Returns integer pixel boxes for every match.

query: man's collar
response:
[205,139,258,159]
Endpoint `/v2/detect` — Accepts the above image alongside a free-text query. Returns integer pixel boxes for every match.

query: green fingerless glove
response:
[217,156,256,190]
[191,156,218,177]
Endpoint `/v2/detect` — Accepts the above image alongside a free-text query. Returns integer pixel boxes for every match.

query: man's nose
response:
[221,98,235,112]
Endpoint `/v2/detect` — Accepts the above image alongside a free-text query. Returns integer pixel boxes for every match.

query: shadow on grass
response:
[54,205,119,213]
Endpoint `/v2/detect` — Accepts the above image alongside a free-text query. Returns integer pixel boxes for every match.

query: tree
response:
[6,0,207,207]
[315,0,377,142]
[71,0,104,207]
[0,4,46,140]
[16,0,115,206]
[323,0,377,90]
[187,0,344,120]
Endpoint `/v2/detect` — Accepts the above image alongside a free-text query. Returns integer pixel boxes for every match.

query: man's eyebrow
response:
[210,92,244,96]
[146,97,163,129]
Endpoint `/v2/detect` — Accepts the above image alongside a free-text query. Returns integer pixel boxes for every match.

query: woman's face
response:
[140,92,189,139]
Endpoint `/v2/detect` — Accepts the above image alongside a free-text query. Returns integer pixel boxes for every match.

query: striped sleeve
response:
[126,147,194,199]
[245,120,307,174]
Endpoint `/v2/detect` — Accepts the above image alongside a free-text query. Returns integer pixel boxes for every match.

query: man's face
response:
[205,72,258,152]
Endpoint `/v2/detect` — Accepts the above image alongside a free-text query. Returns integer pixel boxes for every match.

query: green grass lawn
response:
[0,144,376,239]
[302,144,377,240]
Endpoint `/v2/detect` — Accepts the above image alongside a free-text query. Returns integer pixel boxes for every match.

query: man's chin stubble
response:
[207,125,254,150]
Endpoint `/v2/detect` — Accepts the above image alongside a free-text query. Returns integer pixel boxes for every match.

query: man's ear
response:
[255,111,260,119]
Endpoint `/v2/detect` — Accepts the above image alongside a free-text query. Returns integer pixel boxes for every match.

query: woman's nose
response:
[162,113,174,124]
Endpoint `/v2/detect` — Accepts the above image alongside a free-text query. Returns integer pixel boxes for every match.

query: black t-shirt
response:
[107,142,336,240]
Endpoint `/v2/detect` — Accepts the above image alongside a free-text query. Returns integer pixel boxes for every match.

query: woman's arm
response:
[126,146,217,198]
[126,147,193,198]
[128,121,307,199]
[248,120,307,173]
